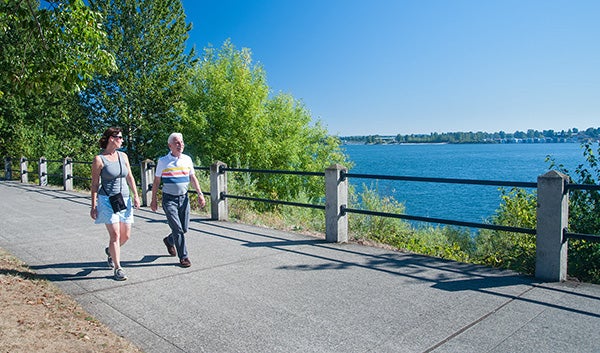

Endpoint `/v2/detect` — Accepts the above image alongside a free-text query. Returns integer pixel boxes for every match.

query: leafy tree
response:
[180,40,349,201]
[181,41,269,166]
[0,0,115,97]
[2,90,97,161]
[81,0,195,161]
[0,0,116,158]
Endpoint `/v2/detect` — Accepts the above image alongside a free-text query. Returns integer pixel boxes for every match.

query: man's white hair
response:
[168,132,183,144]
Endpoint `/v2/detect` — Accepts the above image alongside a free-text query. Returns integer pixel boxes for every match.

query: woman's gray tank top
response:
[98,152,129,197]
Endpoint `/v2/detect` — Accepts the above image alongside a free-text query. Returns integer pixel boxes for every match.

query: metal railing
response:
[5,156,599,240]
[41,158,67,182]
[563,183,600,242]
[4,155,600,281]
[340,172,538,235]
[220,166,325,211]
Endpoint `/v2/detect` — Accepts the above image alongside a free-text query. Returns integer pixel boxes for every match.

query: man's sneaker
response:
[114,268,127,281]
[105,247,115,269]
[163,236,176,257]
[180,257,191,268]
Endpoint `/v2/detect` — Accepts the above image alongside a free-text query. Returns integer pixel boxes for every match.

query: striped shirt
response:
[155,153,195,196]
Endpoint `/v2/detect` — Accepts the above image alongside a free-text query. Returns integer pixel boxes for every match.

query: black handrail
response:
[567,183,600,191]
[216,166,600,238]
[564,228,600,242]
[42,172,62,178]
[342,171,538,188]
[222,193,325,210]
[341,206,537,234]
[222,166,324,177]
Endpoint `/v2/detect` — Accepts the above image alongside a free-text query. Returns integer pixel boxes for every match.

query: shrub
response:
[548,142,600,283]
[473,188,537,274]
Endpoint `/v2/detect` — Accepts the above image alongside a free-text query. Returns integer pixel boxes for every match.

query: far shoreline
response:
[341,140,583,146]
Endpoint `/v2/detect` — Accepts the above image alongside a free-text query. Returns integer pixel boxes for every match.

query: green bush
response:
[548,142,600,283]
[474,142,600,283]
[473,187,537,275]
[348,183,410,243]
[347,183,474,262]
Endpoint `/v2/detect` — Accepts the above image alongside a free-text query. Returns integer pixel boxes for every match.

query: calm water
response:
[342,143,586,223]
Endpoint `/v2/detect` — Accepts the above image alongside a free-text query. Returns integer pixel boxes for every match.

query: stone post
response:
[20,157,28,183]
[210,161,228,221]
[63,157,73,191]
[39,157,47,186]
[140,159,155,207]
[536,170,569,282]
[325,164,348,243]
[4,157,11,180]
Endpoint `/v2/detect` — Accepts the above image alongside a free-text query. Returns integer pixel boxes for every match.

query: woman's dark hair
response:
[99,127,122,149]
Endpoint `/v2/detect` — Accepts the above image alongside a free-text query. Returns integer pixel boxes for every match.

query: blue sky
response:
[180,0,599,136]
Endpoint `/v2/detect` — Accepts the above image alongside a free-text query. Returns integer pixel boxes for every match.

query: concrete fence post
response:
[140,159,155,207]
[4,157,11,180]
[325,164,348,243]
[210,161,228,221]
[39,157,47,186]
[63,157,73,191]
[536,170,569,282]
[20,157,28,183]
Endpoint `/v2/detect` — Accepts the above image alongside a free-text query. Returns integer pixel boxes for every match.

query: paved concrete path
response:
[1,180,600,353]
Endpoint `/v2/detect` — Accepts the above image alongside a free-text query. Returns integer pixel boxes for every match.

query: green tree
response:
[181,41,269,167]
[180,40,349,201]
[0,0,115,97]
[81,0,195,161]
[0,0,116,158]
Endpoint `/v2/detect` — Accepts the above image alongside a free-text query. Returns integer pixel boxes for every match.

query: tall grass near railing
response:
[348,184,474,262]
[472,188,537,275]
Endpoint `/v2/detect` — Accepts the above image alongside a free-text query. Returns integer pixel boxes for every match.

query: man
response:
[150,132,206,267]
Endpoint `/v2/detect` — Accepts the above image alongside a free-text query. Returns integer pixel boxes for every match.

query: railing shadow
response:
[194,220,516,282]
[192,220,600,319]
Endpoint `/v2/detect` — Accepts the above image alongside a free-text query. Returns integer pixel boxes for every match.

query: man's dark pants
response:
[162,193,190,260]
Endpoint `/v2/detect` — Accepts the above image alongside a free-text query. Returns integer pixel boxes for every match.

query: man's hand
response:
[198,193,206,208]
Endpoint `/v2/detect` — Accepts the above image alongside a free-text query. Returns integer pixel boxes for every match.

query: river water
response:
[341,143,586,223]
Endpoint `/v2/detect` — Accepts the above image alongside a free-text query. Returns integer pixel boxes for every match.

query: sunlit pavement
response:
[2,180,599,353]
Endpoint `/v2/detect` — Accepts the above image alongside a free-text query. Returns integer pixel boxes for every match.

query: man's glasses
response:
[112,135,123,140]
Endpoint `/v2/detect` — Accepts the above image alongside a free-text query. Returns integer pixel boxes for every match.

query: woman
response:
[90,127,140,281]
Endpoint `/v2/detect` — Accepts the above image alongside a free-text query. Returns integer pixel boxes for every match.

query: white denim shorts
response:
[95,195,134,224]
